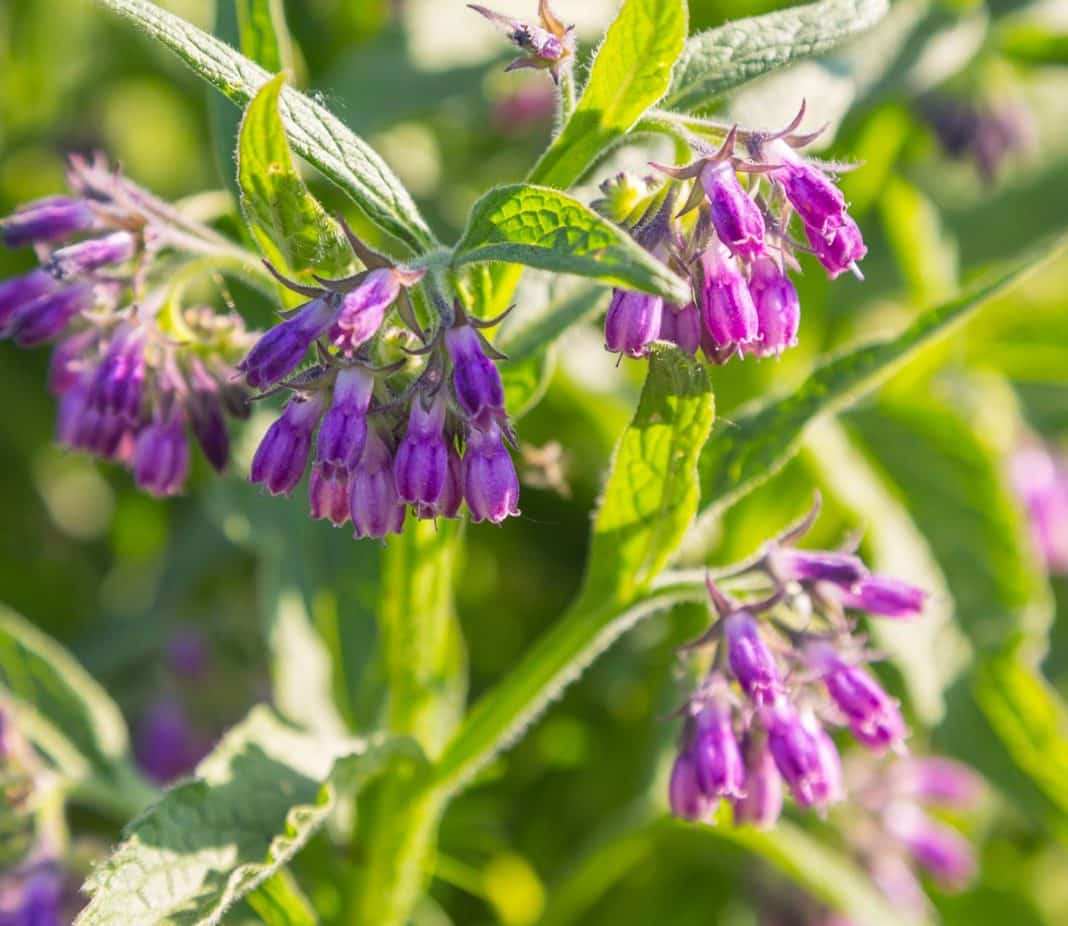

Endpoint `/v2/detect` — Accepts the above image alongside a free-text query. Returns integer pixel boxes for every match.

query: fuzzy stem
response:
[349,519,466,926]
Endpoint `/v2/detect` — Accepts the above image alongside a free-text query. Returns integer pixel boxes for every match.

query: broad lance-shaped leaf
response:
[76,706,425,926]
[0,605,131,784]
[846,390,1052,652]
[454,185,690,303]
[238,74,352,284]
[433,347,714,794]
[531,0,687,188]
[695,232,1068,531]
[237,0,291,74]
[663,0,889,113]
[93,0,434,252]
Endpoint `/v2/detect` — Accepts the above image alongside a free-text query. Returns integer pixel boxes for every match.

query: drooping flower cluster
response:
[0,156,253,496]
[916,92,1033,181]
[240,233,521,539]
[469,0,575,84]
[843,755,982,908]
[1010,442,1068,575]
[668,497,927,827]
[597,108,867,364]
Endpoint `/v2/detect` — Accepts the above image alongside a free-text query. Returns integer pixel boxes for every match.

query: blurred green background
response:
[2,0,1068,923]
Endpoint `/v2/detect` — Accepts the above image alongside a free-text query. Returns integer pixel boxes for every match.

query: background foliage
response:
[1,0,1067,924]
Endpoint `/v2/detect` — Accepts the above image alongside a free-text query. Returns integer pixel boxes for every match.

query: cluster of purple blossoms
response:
[1010,442,1068,575]
[598,109,867,364]
[0,156,253,496]
[668,498,927,827]
[840,755,982,915]
[242,232,521,539]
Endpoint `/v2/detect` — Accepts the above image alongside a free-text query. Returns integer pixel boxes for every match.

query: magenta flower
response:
[669,748,709,821]
[698,243,758,350]
[463,423,520,524]
[328,268,400,354]
[604,288,663,358]
[746,256,801,358]
[723,611,782,706]
[732,733,783,829]
[692,702,747,800]
[133,410,190,497]
[658,302,702,356]
[239,298,339,390]
[250,393,325,496]
[349,429,406,539]
[394,394,449,506]
[699,160,766,260]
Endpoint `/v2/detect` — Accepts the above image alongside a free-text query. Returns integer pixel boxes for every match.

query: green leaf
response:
[663,0,889,113]
[453,185,690,303]
[694,233,1068,531]
[669,820,923,926]
[93,0,434,252]
[434,348,714,793]
[236,0,292,74]
[845,390,1052,651]
[803,419,962,723]
[245,872,316,926]
[238,73,352,281]
[76,706,424,926]
[0,605,130,784]
[530,0,687,188]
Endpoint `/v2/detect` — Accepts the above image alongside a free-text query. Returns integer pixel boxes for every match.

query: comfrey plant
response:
[668,499,925,825]
[1,1,1064,925]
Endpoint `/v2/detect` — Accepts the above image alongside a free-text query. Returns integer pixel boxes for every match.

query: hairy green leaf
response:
[434,348,714,793]
[454,185,690,302]
[238,73,352,281]
[694,233,1068,531]
[669,820,922,926]
[846,391,1051,651]
[664,0,889,112]
[76,706,423,926]
[245,872,316,926]
[531,0,687,188]
[236,0,291,74]
[93,0,434,251]
[0,605,130,784]
[529,0,687,186]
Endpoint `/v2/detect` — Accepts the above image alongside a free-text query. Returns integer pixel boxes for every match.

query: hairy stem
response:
[350,519,466,926]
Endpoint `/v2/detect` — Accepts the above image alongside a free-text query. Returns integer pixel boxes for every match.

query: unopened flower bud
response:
[447,324,505,423]
[692,703,746,800]
[1,195,95,248]
[49,332,94,395]
[808,644,906,753]
[747,256,800,357]
[49,230,136,277]
[463,423,520,524]
[700,160,766,260]
[658,302,702,355]
[805,215,867,280]
[10,283,93,346]
[669,747,709,821]
[897,758,983,810]
[134,411,190,497]
[90,325,145,421]
[239,297,338,389]
[418,444,464,520]
[604,288,663,357]
[317,366,374,470]
[250,393,325,496]
[769,546,867,588]
[767,707,843,808]
[722,611,782,705]
[329,268,400,354]
[394,394,449,506]
[350,429,406,539]
[698,243,758,349]
[1011,444,1068,574]
[186,362,230,472]
[732,732,783,828]
[887,803,976,890]
[0,269,59,334]
[769,141,847,233]
[835,574,927,619]
[309,462,352,527]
